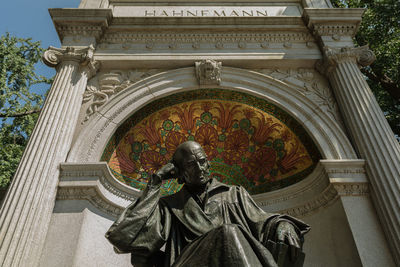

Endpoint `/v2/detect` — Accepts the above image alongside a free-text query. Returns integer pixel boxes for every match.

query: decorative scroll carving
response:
[83,69,163,121]
[43,45,95,67]
[195,60,222,85]
[316,46,376,74]
[43,45,100,79]
[254,68,342,124]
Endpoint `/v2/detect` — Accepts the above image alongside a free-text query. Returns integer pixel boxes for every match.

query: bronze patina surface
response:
[106,141,310,267]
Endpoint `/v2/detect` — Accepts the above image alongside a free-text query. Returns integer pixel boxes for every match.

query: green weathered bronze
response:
[106,141,310,267]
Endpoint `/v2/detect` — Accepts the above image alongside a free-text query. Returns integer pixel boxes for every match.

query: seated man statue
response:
[106,141,310,267]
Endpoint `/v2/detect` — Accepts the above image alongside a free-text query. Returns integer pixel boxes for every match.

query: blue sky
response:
[1,0,81,79]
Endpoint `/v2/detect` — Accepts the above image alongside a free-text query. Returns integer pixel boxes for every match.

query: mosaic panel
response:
[102,89,321,195]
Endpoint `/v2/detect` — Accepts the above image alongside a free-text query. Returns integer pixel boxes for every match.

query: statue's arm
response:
[237,186,310,246]
[237,186,310,265]
[105,166,173,254]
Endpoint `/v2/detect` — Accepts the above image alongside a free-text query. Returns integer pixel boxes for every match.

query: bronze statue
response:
[106,141,310,267]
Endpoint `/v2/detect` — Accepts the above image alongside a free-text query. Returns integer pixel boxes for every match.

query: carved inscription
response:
[113,6,301,17]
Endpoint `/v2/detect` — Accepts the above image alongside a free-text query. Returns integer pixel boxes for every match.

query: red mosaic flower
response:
[113,147,137,174]
[251,114,281,145]
[159,110,170,121]
[137,115,161,146]
[278,139,308,174]
[243,108,256,120]
[140,151,167,173]
[214,102,241,130]
[195,124,218,160]
[173,103,199,132]
[246,147,276,181]
[222,130,249,164]
[201,101,213,112]
[165,131,186,157]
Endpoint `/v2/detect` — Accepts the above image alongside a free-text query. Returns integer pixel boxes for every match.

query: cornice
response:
[49,8,112,42]
[303,8,365,38]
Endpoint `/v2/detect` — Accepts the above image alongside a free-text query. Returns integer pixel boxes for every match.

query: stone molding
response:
[82,67,342,126]
[82,69,163,121]
[316,46,376,74]
[332,183,369,196]
[257,160,368,217]
[280,184,338,217]
[57,160,368,218]
[60,162,139,201]
[56,25,104,41]
[303,8,365,39]
[57,162,140,217]
[98,32,315,51]
[49,8,112,43]
[68,67,356,163]
[321,159,369,196]
[195,60,222,85]
[253,68,342,125]
[57,187,124,217]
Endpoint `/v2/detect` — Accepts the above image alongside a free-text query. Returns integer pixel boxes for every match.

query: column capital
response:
[43,45,95,67]
[316,46,375,74]
[43,45,100,79]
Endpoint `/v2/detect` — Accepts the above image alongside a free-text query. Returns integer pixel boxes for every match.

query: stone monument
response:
[0,0,398,266]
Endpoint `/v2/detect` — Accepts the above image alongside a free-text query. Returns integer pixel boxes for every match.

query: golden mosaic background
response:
[102,89,321,195]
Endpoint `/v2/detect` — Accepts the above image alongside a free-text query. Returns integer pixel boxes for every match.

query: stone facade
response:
[0,0,398,266]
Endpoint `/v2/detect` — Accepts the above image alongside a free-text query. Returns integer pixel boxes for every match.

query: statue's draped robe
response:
[106,179,309,267]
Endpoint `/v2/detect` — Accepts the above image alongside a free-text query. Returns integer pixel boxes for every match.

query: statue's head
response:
[172,141,211,186]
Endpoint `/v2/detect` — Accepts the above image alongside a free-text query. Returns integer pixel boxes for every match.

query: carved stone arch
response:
[68,66,356,163]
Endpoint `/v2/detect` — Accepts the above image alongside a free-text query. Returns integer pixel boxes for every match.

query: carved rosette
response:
[42,45,99,78]
[195,59,222,85]
[316,45,376,74]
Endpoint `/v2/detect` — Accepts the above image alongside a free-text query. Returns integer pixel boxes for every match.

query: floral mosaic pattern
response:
[102,89,321,195]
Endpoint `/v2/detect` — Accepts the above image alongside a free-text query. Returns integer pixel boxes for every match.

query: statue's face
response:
[175,142,211,187]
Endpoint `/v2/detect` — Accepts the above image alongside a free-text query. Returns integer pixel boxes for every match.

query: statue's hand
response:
[150,162,177,185]
[276,221,301,261]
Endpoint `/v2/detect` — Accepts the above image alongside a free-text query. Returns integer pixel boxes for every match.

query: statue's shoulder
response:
[159,187,187,208]
[207,178,239,195]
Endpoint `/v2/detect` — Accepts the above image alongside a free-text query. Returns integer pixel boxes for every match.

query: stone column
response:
[318,46,400,262]
[0,46,99,267]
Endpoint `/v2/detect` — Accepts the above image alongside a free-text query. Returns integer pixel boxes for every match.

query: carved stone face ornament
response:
[195,59,222,85]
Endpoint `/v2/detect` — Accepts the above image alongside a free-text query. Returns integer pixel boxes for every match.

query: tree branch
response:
[362,68,400,101]
[0,109,41,118]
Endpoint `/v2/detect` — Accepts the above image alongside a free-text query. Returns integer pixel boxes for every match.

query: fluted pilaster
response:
[318,46,400,262]
[0,46,99,266]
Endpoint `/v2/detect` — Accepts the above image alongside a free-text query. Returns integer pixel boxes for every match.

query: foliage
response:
[0,33,51,189]
[330,0,400,136]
